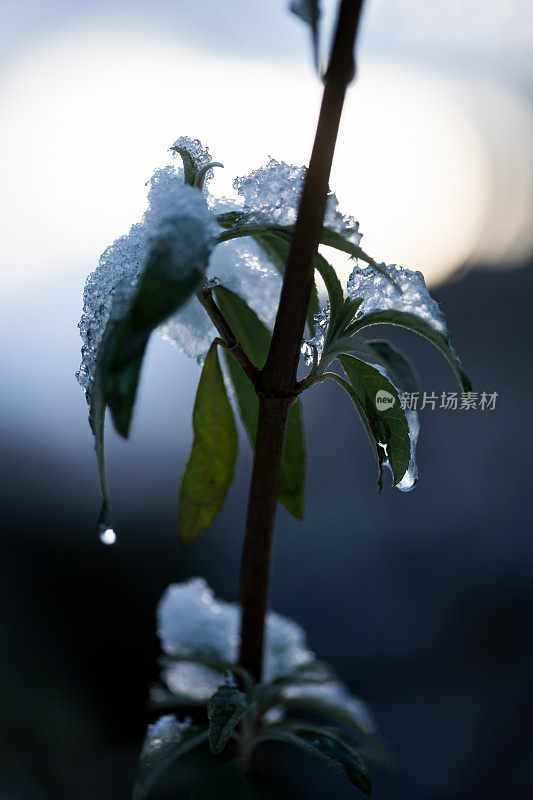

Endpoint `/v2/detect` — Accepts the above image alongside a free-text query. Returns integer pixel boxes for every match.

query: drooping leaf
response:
[347,309,471,392]
[214,285,270,367]
[179,342,238,544]
[271,678,395,769]
[207,685,251,755]
[327,337,420,394]
[277,680,375,738]
[215,287,306,518]
[277,401,306,518]
[313,252,344,325]
[325,356,411,487]
[101,214,215,436]
[87,380,117,539]
[223,353,306,519]
[290,0,321,72]
[260,725,371,796]
[133,716,208,800]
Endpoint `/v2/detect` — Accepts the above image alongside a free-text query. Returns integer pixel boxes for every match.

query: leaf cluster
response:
[87,137,470,542]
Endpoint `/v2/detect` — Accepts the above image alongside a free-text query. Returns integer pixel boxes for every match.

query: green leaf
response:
[179,341,238,544]
[328,356,411,487]
[328,337,419,394]
[214,286,270,367]
[278,401,306,518]
[327,297,363,347]
[207,685,250,755]
[273,679,395,768]
[215,287,306,518]
[223,354,306,520]
[170,144,196,186]
[87,380,117,539]
[348,309,471,393]
[260,725,371,796]
[133,717,208,800]
[290,0,321,72]
[314,252,344,324]
[101,215,215,436]
[194,161,224,191]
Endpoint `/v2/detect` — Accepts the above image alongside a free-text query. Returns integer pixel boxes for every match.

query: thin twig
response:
[196,288,259,384]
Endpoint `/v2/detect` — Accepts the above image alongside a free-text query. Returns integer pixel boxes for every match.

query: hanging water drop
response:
[99,527,117,546]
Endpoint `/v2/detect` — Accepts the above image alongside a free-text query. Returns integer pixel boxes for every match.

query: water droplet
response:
[99,527,117,546]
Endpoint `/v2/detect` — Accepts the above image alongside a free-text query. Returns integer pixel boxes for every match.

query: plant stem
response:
[238,0,365,682]
[196,288,259,383]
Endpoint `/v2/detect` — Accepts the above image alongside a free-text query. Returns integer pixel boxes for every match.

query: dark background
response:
[2,260,532,799]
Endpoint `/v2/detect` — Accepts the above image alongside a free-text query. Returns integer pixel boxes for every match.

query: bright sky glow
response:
[1,26,529,294]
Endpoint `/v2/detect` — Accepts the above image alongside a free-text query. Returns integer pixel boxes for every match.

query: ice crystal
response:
[172,136,213,171]
[347,261,447,332]
[140,714,192,759]
[301,306,330,367]
[76,160,217,402]
[394,408,419,492]
[234,159,362,245]
[157,578,315,702]
[161,208,282,359]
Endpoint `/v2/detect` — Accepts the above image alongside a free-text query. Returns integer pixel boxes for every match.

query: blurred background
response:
[1,0,532,798]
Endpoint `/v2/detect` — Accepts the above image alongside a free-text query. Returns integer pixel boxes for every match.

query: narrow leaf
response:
[194,161,224,190]
[214,285,270,367]
[348,309,471,392]
[325,356,411,487]
[101,214,215,436]
[89,386,116,538]
[170,144,197,186]
[313,252,344,325]
[290,0,321,72]
[329,338,419,394]
[261,725,371,796]
[133,716,208,800]
[207,685,250,755]
[327,297,363,346]
[179,342,238,544]
[215,287,306,518]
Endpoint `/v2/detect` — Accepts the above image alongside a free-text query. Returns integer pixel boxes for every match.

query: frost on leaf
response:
[392,408,419,493]
[76,159,218,408]
[347,261,447,333]
[161,222,282,358]
[233,159,362,246]
[157,578,315,702]
[133,714,208,800]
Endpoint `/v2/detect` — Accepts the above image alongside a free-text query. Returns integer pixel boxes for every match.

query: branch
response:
[196,288,259,384]
[238,0,365,682]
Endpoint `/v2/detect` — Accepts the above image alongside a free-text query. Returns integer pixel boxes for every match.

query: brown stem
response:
[196,288,259,384]
[238,0,365,682]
